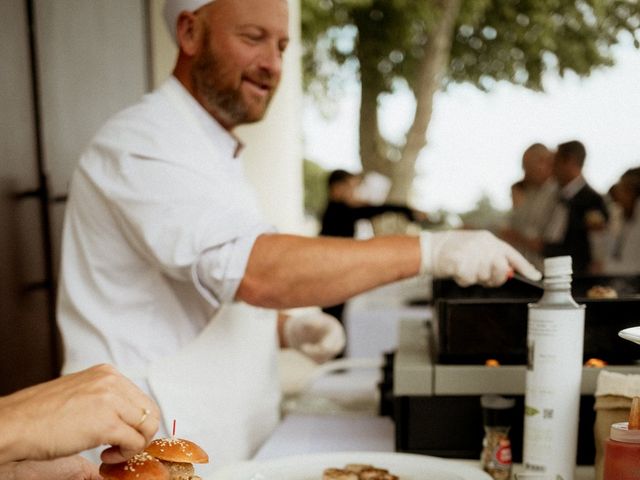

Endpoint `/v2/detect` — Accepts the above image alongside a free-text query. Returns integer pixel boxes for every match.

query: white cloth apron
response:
[79,303,280,471]
[147,302,281,474]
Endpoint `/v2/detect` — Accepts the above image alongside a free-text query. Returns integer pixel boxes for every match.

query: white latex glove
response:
[419,230,542,287]
[284,312,346,364]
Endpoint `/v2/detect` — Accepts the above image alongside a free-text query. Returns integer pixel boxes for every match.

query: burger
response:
[145,437,209,480]
[99,452,170,480]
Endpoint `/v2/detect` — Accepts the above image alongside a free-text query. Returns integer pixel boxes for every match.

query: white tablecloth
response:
[343,277,431,359]
[254,413,394,461]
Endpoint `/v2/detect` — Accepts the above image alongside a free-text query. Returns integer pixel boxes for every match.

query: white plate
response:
[209,451,492,480]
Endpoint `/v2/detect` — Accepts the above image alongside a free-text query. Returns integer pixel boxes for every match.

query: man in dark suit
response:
[543,141,609,274]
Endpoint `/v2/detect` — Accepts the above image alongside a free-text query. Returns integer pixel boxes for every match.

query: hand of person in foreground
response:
[0,455,101,480]
[0,364,160,465]
[283,310,346,363]
[420,230,542,287]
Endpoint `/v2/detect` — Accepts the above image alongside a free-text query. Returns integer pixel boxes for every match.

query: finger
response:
[113,391,160,443]
[94,365,161,435]
[487,256,511,287]
[300,343,330,364]
[74,456,101,479]
[476,259,493,286]
[503,244,542,281]
[454,272,474,287]
[126,403,160,443]
[100,446,127,464]
[454,259,476,287]
[103,422,148,462]
[321,324,345,353]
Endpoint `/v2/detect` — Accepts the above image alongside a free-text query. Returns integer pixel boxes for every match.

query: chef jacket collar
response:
[168,75,244,159]
[560,174,586,201]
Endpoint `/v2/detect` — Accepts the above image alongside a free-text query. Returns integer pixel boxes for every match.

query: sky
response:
[302,38,640,214]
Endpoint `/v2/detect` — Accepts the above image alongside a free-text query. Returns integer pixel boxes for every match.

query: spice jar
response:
[480,395,515,480]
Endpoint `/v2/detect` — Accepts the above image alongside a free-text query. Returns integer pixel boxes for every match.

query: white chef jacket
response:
[57,77,281,465]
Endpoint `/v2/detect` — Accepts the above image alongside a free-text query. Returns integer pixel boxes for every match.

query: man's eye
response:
[243,33,263,42]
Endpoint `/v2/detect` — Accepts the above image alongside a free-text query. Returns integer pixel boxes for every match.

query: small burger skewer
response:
[145,437,209,480]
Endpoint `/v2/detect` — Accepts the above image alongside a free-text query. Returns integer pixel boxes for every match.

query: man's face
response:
[615,177,637,216]
[190,0,289,129]
[553,153,576,186]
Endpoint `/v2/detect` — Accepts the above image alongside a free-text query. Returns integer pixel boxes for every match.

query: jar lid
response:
[481,395,515,427]
[610,422,640,443]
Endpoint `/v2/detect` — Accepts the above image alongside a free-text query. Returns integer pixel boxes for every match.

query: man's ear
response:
[176,11,201,56]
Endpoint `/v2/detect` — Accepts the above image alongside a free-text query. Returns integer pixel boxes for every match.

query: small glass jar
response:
[603,422,640,480]
[480,395,514,480]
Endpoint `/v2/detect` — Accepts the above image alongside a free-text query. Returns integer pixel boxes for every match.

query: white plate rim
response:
[209,451,492,480]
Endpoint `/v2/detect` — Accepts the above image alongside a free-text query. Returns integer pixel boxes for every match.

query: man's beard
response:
[191,28,271,127]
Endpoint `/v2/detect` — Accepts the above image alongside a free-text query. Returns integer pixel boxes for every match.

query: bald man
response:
[502,143,558,269]
[57,0,540,466]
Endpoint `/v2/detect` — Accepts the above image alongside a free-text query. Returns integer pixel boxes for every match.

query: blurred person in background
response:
[0,364,160,479]
[603,167,640,274]
[320,170,427,324]
[500,143,557,269]
[542,140,609,274]
[320,170,424,239]
[56,0,541,466]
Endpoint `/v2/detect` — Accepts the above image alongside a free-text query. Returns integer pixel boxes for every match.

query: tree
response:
[303,159,329,217]
[301,0,640,203]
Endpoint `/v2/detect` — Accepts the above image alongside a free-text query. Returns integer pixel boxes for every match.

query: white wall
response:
[34,0,149,271]
[149,0,305,234]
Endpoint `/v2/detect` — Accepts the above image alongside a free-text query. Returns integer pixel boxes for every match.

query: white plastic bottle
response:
[523,256,585,480]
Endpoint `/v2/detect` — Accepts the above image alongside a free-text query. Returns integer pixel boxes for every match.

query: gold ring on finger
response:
[136,408,151,427]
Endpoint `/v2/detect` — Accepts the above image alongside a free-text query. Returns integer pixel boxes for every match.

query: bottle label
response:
[523,306,584,480]
[495,440,512,465]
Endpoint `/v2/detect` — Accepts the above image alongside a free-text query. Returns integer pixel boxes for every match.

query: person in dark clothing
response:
[320,170,424,323]
[320,170,419,238]
[542,141,609,274]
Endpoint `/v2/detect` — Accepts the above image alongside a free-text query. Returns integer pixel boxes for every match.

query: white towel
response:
[595,370,640,398]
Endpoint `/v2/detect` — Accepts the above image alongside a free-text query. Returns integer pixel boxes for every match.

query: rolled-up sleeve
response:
[192,224,275,308]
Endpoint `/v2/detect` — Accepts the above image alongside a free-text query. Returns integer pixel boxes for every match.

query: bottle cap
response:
[543,256,572,277]
[610,422,640,443]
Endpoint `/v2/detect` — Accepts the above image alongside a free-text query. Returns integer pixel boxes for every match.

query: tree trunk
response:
[355,8,393,180]
[358,77,391,178]
[386,0,462,204]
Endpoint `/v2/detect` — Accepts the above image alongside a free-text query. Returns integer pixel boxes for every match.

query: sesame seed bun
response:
[145,438,209,464]
[100,452,170,480]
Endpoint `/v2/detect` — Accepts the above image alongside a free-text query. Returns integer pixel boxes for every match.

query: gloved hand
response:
[283,311,346,364]
[419,230,542,287]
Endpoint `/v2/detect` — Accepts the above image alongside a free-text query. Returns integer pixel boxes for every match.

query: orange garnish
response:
[585,358,607,368]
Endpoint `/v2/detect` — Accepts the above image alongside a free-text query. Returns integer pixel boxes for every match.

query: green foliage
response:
[448,0,640,91]
[458,193,508,230]
[301,0,640,98]
[303,159,330,218]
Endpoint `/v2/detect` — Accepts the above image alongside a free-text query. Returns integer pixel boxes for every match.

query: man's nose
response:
[257,42,283,77]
